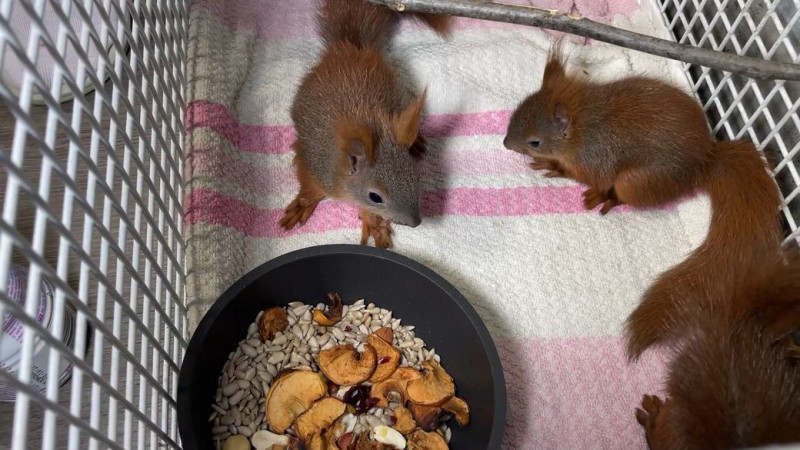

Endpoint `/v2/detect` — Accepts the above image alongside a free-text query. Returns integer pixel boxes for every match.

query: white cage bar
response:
[0,0,797,449]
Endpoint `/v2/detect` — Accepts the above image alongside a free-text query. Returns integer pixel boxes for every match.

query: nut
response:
[371,426,406,448]
[373,327,393,344]
[223,435,250,450]
[250,430,290,450]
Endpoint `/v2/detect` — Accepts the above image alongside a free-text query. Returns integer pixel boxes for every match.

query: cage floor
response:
[182,0,713,448]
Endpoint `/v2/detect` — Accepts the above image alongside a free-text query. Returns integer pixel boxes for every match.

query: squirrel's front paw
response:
[530,158,567,178]
[279,196,321,230]
[359,210,393,248]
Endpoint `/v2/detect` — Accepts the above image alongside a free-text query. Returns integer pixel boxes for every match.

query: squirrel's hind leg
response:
[359,209,392,248]
[582,186,621,214]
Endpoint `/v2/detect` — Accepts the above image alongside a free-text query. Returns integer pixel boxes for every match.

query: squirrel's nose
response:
[502,136,511,149]
[408,213,421,228]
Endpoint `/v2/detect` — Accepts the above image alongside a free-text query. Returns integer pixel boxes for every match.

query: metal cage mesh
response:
[0,0,188,448]
[0,0,797,449]
[658,0,800,242]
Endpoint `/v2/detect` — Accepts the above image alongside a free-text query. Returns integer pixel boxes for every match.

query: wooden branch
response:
[366,0,800,81]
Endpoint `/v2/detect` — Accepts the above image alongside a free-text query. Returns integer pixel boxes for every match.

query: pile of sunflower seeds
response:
[208,299,449,447]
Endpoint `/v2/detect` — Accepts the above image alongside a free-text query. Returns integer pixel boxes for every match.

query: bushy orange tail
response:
[317,0,450,49]
[625,140,782,360]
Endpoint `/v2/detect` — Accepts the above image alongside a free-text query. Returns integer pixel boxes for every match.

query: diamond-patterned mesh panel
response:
[0,0,188,448]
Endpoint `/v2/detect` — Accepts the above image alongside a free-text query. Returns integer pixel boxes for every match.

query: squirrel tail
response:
[625,140,783,360]
[318,0,450,49]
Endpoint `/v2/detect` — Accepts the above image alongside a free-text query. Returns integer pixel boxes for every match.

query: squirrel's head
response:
[503,52,573,157]
[333,91,426,228]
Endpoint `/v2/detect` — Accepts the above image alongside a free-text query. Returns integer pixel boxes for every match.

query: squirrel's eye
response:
[528,140,540,148]
[368,192,383,204]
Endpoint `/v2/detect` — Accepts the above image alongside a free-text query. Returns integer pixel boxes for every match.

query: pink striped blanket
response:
[183,0,711,447]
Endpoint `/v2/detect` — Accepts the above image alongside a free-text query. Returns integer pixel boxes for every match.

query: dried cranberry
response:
[390,415,397,425]
[342,385,381,414]
[337,432,355,449]
[344,326,352,332]
[327,381,339,396]
[378,356,390,364]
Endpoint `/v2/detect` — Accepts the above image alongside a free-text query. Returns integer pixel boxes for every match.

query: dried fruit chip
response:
[265,370,327,434]
[294,397,348,443]
[407,402,442,432]
[391,406,416,434]
[318,344,377,385]
[366,335,400,383]
[406,430,448,450]
[260,307,289,341]
[371,367,422,408]
[312,291,344,326]
[441,396,470,427]
[406,360,455,406]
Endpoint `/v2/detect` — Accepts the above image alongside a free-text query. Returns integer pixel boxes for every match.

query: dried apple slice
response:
[441,396,470,427]
[265,370,327,433]
[312,291,344,326]
[406,430,448,450]
[366,334,400,383]
[391,406,416,434]
[294,397,348,443]
[318,344,377,385]
[407,402,442,432]
[259,307,288,341]
[406,360,455,406]
[371,367,422,408]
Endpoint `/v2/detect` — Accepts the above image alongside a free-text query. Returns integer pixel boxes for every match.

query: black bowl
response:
[177,244,506,449]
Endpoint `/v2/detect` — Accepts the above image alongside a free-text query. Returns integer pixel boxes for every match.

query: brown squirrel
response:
[280,0,450,248]
[502,46,782,359]
[635,252,800,449]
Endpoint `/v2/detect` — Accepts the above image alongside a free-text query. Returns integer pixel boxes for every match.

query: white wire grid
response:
[0,0,188,448]
[657,0,800,242]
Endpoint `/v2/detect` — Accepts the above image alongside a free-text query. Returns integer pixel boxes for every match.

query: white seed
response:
[331,328,345,341]
[267,352,284,365]
[241,344,258,357]
[223,383,239,396]
[212,404,227,415]
[245,367,256,380]
[229,390,244,406]
[272,334,287,345]
[220,415,234,426]
[237,380,250,390]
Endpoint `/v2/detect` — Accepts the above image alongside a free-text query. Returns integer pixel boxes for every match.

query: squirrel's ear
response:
[393,89,426,148]
[554,103,571,138]
[334,117,375,174]
[542,45,566,90]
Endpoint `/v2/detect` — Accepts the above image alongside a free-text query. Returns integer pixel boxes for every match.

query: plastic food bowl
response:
[177,244,506,449]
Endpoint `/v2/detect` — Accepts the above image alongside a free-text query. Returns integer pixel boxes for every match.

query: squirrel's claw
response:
[359,209,393,248]
[280,195,323,230]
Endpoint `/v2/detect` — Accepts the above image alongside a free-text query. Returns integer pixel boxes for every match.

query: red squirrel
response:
[636,253,800,449]
[279,0,450,248]
[502,46,782,359]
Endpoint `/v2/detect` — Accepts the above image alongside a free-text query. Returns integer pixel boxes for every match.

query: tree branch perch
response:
[365,0,800,81]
